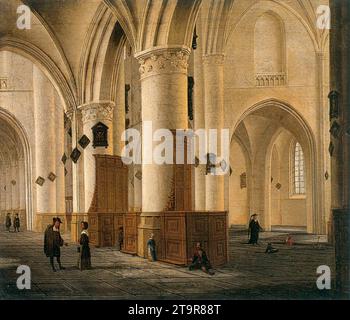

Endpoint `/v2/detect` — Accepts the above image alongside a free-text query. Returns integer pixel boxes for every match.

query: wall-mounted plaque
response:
[330,121,341,139]
[240,172,247,189]
[325,171,329,180]
[92,122,109,148]
[135,170,142,180]
[328,90,339,121]
[61,153,67,164]
[35,176,45,186]
[329,142,334,156]
[70,148,81,163]
[48,172,57,182]
[79,135,90,149]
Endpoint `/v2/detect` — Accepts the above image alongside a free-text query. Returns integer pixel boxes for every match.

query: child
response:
[147,233,157,261]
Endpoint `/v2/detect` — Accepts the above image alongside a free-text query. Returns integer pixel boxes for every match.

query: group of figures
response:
[42,219,216,276]
[43,218,91,272]
[5,212,20,232]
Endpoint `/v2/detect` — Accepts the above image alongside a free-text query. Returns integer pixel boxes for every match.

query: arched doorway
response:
[229,99,319,233]
[0,108,33,230]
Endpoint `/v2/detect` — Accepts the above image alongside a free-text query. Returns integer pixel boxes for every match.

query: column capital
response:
[202,54,225,66]
[78,101,115,124]
[135,45,190,79]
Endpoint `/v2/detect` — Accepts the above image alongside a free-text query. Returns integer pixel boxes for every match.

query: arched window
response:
[293,142,305,195]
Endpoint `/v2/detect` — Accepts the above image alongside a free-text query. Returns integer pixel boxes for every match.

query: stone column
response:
[135,46,190,257]
[5,162,11,211]
[11,161,19,209]
[79,102,114,211]
[330,0,350,295]
[194,33,206,211]
[18,158,26,229]
[55,93,66,216]
[203,54,225,211]
[33,65,57,231]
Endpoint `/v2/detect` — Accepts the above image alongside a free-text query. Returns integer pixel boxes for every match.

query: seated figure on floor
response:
[189,242,215,275]
[265,243,279,254]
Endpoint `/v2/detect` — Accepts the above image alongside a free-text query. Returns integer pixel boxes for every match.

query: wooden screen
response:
[88,155,128,247]
[159,211,228,267]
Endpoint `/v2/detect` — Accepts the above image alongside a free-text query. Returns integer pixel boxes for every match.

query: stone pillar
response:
[55,93,66,216]
[33,65,57,231]
[194,32,206,211]
[79,102,114,211]
[330,0,350,295]
[11,161,19,209]
[203,54,225,211]
[135,46,190,257]
[18,158,26,229]
[5,162,11,211]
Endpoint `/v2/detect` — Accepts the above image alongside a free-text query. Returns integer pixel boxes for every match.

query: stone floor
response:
[0,226,338,300]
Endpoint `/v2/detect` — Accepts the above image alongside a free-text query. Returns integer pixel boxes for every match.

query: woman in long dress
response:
[78,221,91,270]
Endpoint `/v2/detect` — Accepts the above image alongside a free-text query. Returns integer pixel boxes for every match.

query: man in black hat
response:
[248,214,263,245]
[44,217,65,272]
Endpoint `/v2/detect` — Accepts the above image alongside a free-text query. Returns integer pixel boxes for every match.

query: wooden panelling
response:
[160,211,228,267]
[122,212,140,254]
[88,155,128,247]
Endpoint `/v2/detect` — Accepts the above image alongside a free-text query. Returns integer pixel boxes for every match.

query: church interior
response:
[0,0,349,298]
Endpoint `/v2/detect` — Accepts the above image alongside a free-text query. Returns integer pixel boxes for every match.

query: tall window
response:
[293,142,305,195]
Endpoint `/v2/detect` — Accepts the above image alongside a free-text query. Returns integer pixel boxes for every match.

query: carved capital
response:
[79,101,115,124]
[136,46,190,79]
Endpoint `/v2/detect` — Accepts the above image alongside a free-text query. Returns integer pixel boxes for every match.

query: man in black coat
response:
[44,217,65,272]
[248,214,263,245]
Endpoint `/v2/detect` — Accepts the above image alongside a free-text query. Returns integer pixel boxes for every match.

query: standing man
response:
[13,213,20,232]
[248,214,263,245]
[5,213,11,232]
[44,217,66,272]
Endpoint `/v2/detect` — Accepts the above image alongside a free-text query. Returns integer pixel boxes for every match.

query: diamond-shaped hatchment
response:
[79,135,90,149]
[70,148,81,163]
[48,172,57,182]
[35,176,45,186]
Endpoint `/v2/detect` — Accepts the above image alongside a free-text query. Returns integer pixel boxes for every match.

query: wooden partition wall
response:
[88,155,128,247]
[159,211,228,267]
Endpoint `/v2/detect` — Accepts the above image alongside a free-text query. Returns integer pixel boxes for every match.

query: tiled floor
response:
[0,226,338,299]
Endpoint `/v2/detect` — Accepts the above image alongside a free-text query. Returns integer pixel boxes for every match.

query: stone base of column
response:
[137,212,161,258]
[333,208,350,295]
[34,213,68,233]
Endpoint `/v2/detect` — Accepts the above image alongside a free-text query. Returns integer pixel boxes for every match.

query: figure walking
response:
[13,213,20,232]
[77,221,91,271]
[147,233,157,261]
[44,217,66,272]
[5,213,11,232]
[248,214,263,245]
